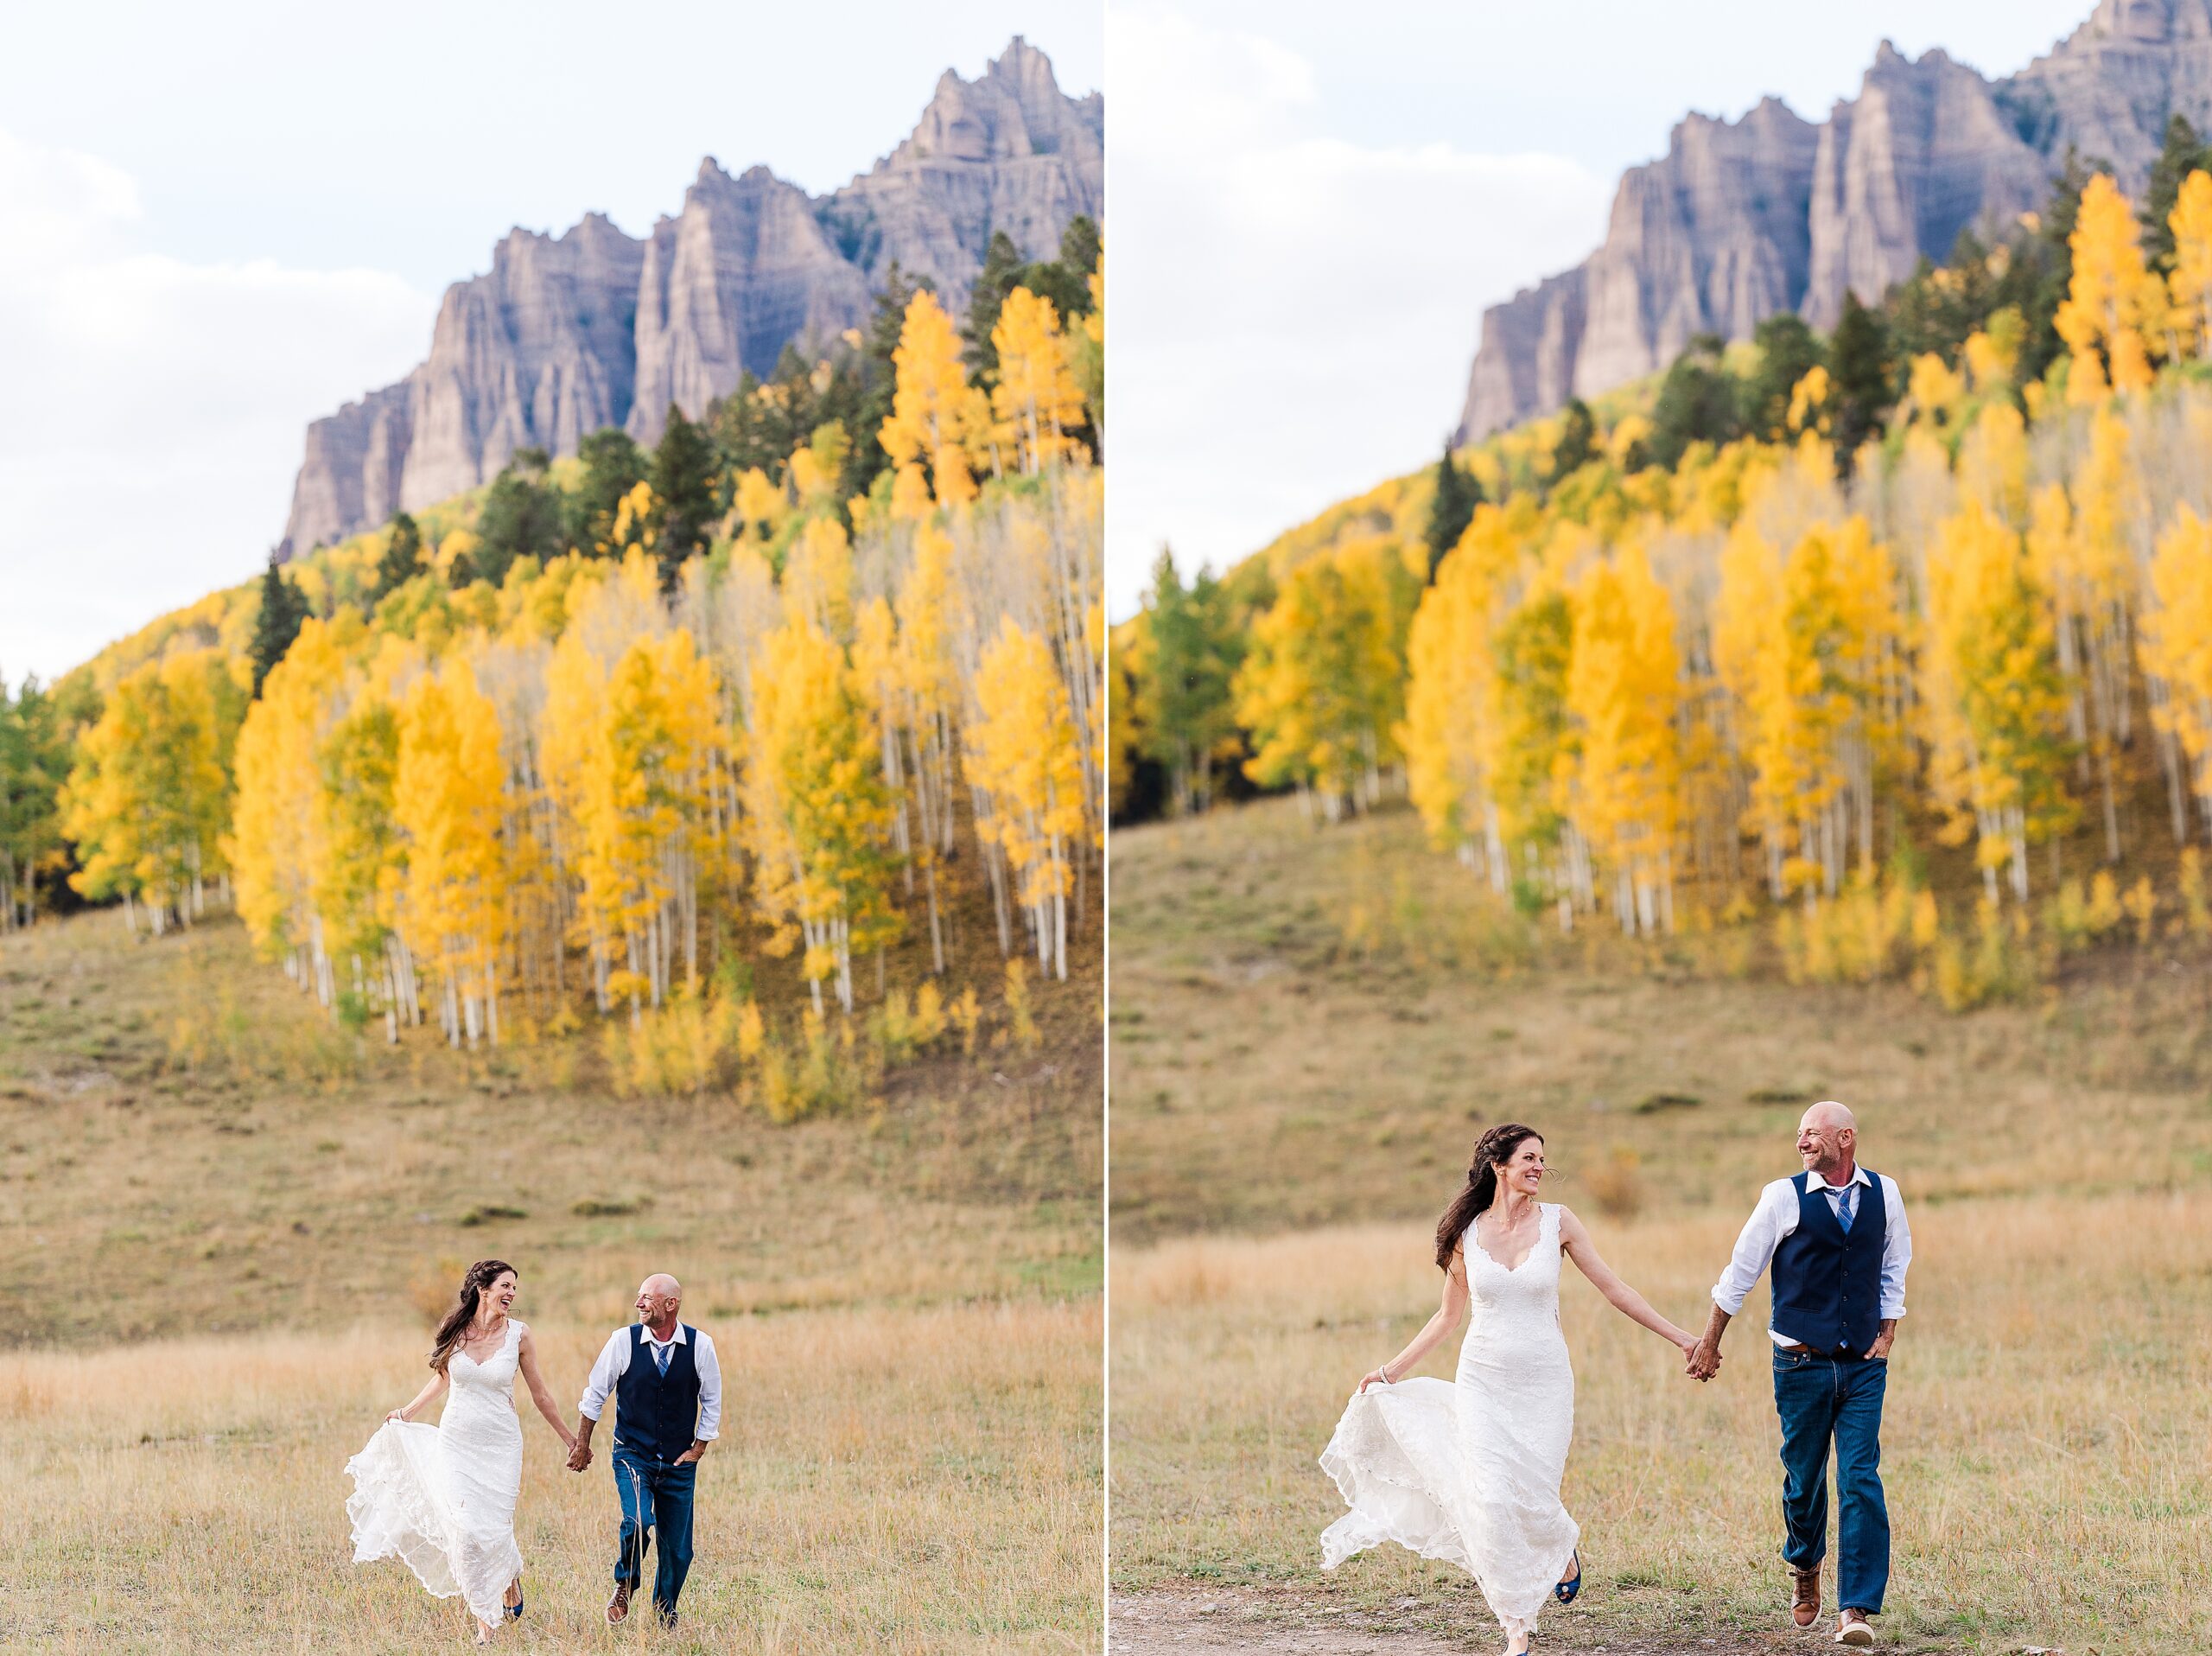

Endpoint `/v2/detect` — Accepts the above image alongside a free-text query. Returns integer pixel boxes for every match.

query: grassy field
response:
[1109,795,2212,1654]
[0,906,1103,1653]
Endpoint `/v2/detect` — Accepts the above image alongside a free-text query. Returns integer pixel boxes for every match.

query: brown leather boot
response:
[607,1582,631,1625]
[1790,1564,1821,1628]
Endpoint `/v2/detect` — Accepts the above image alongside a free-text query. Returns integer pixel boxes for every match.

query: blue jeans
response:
[1773,1349,1889,1615]
[612,1448,696,1616]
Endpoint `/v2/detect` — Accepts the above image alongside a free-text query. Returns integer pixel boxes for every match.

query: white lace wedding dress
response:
[1320,1203,1580,1643]
[346,1318,526,1626]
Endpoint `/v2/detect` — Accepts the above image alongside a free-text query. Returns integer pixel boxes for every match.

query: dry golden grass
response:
[0,906,1103,1651]
[0,1303,1098,1653]
[1109,796,2212,1653]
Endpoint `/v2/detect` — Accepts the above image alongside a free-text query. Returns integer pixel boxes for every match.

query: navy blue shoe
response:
[1553,1548,1581,1605]
[505,1591,524,1620]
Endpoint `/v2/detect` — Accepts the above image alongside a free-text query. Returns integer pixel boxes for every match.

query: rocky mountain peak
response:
[281,38,1100,553]
[1454,1,2212,443]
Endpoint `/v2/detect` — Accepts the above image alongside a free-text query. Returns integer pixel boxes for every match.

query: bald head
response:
[635,1273,683,1334]
[1796,1100,1859,1178]
[1802,1100,1856,1134]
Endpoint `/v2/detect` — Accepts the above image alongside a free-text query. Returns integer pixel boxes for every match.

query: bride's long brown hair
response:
[429,1258,515,1373]
[1434,1124,1542,1270]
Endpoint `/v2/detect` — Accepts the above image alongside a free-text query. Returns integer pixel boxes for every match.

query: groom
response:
[568,1272,724,1629]
[1688,1101,1911,1649]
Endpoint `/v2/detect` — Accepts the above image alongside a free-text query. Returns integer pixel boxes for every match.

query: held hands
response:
[1683,1337,1723,1382]
[565,1440,593,1473]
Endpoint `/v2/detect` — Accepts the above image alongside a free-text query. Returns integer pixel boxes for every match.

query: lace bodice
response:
[448,1318,522,1400]
[1463,1202,1565,1336]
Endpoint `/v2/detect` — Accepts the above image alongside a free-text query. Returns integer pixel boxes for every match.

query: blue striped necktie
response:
[1833,1182,1857,1232]
[653,1340,671,1376]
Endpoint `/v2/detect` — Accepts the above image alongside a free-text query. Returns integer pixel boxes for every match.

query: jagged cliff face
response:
[1457,0,2212,442]
[283,37,1101,554]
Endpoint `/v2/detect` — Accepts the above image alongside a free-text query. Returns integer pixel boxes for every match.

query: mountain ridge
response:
[283,36,1101,554]
[1455,0,2212,442]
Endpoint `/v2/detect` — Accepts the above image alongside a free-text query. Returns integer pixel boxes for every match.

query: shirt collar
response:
[641,1322,686,1347]
[1815,1166,1871,1193]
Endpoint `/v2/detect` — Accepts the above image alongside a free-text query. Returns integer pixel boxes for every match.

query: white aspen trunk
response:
[925,862,945,976]
[486,958,500,1048]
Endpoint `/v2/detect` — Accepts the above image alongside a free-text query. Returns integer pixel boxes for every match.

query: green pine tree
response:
[369,511,423,605]
[650,404,721,588]
[1550,398,1598,482]
[1741,312,1825,439]
[569,428,647,556]
[1423,443,1482,583]
[473,448,563,587]
[963,231,1027,382]
[1827,295,1895,475]
[250,556,309,697]
[2144,114,2212,269]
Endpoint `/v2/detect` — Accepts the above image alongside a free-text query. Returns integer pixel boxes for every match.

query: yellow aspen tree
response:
[741,618,902,1015]
[314,693,408,1036]
[963,616,1085,980]
[783,514,855,639]
[879,289,977,506]
[61,648,242,934]
[230,613,365,1005]
[2140,505,2212,837]
[393,659,509,1047]
[1566,544,1680,934]
[732,467,786,542]
[2034,406,2143,860]
[1921,500,2077,902]
[2056,173,2162,402]
[895,522,962,971]
[1401,530,1506,882]
[2170,169,2212,359]
[990,287,1088,473]
[1233,536,1408,820]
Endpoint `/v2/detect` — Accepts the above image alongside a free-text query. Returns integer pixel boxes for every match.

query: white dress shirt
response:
[1711,1165,1910,1349]
[577,1322,721,1441]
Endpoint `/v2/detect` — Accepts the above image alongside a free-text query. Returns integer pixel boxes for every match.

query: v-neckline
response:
[1472,1206,1544,1274]
[456,1318,510,1368]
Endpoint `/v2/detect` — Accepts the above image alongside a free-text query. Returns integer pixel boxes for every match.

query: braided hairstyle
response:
[429,1258,516,1373]
[1433,1124,1543,1270]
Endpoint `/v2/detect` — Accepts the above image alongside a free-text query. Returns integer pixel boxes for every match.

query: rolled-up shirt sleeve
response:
[577,1328,628,1422]
[692,1332,721,1442]
[1878,1175,1910,1321]
[1712,1178,1796,1315]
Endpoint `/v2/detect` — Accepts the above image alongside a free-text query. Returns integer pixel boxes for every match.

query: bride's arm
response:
[1558,1207,1698,1356]
[388,1369,448,1423]
[1357,1249,1470,1392]
[515,1328,578,1449]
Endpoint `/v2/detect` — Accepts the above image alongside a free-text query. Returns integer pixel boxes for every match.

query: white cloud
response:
[0,128,435,684]
[1105,4,1612,615]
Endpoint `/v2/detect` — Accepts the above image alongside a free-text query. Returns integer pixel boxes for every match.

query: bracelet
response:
[1377,1360,1394,1384]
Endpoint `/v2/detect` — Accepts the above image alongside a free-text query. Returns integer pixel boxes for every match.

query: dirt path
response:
[1109,1592,1804,1654]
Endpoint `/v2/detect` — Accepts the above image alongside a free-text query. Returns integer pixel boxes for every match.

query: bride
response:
[346,1259,579,1644]
[1319,1124,1708,1655]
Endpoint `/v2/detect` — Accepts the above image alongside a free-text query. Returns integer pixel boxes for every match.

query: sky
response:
[0,1,1103,685]
[1105,0,2098,618]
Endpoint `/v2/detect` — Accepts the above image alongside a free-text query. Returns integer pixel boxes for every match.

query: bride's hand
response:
[385,1409,408,1424]
[1357,1365,1393,1393]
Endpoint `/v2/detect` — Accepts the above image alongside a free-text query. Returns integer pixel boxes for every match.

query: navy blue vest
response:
[1770,1170,1885,1353]
[612,1323,702,1462]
